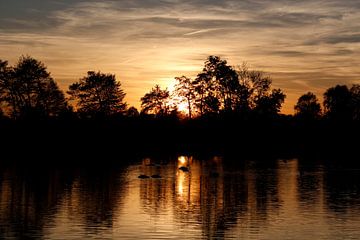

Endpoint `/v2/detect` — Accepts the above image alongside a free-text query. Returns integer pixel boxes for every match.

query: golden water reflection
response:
[1,157,360,239]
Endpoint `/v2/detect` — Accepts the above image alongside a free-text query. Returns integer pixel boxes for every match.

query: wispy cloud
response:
[184,28,219,36]
[0,0,359,113]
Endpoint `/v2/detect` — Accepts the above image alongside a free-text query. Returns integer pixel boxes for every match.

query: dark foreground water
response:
[1,156,360,239]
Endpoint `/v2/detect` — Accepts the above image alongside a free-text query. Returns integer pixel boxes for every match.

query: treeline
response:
[0,55,359,122]
[0,55,359,159]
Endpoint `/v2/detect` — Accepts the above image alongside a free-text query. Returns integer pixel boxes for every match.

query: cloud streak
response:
[0,0,359,113]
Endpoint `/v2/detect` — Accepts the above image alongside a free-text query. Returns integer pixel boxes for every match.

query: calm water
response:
[1,156,360,239]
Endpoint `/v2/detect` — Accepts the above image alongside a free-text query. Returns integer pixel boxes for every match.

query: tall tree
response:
[140,85,170,115]
[200,56,239,112]
[193,72,212,116]
[234,64,252,113]
[323,85,352,121]
[0,60,9,114]
[203,94,220,114]
[0,56,68,118]
[294,92,322,119]
[350,84,360,121]
[237,67,285,116]
[68,71,126,117]
[174,76,196,118]
[193,56,286,116]
[254,88,286,116]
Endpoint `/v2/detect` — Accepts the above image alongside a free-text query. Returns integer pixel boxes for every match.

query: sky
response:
[0,0,359,114]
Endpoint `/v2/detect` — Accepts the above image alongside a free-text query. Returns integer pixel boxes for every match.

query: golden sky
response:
[0,0,359,113]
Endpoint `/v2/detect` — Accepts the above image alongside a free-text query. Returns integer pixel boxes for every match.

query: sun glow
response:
[178,156,187,165]
[168,99,188,114]
[176,102,188,113]
[177,172,185,196]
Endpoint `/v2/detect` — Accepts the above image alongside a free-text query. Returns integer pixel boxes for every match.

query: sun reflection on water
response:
[1,157,360,239]
[178,156,187,165]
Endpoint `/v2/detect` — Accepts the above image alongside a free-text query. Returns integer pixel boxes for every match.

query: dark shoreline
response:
[1,117,358,165]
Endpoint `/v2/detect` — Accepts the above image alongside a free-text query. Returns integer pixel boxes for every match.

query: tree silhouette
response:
[140,85,170,116]
[193,72,212,116]
[200,56,240,112]
[253,88,286,116]
[323,85,352,121]
[350,84,360,121]
[188,56,286,117]
[174,76,196,118]
[294,92,322,120]
[203,94,220,114]
[248,71,272,101]
[126,106,140,117]
[236,67,285,116]
[0,56,68,119]
[68,71,126,117]
[191,56,242,115]
[234,65,252,113]
[0,60,9,115]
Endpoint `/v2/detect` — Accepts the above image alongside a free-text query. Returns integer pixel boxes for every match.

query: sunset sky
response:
[0,0,359,113]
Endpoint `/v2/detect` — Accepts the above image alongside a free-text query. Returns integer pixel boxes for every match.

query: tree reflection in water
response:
[1,157,360,239]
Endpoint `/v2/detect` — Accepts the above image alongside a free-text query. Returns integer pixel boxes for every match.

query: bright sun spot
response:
[178,156,186,164]
[163,78,189,114]
[177,102,188,113]
[169,100,188,113]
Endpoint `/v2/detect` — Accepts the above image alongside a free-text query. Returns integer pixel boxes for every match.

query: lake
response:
[1,156,360,239]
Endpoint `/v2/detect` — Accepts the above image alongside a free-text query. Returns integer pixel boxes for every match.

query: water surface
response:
[1,156,360,239]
